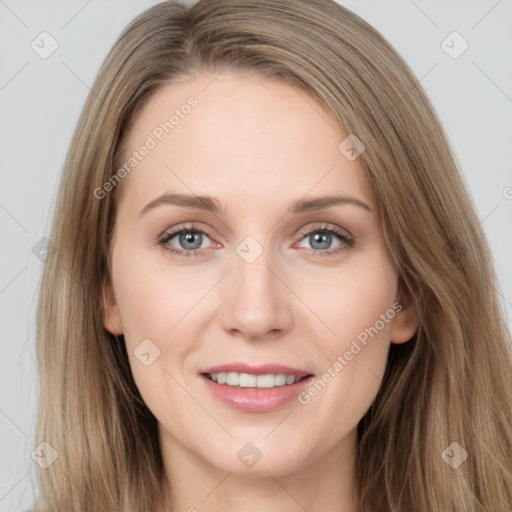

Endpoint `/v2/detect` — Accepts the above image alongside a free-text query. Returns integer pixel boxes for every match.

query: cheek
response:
[110,244,217,401]
[112,246,203,339]
[294,252,398,417]
[300,253,398,350]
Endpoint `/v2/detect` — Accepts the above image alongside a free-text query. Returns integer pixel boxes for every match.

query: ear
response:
[390,284,419,344]
[102,280,123,335]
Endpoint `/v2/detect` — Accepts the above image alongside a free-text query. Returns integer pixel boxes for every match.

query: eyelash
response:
[157,223,355,259]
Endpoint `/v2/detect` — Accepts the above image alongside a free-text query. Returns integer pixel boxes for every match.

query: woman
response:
[31,0,512,510]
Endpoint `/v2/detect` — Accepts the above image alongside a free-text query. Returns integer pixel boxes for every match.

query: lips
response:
[198,362,316,412]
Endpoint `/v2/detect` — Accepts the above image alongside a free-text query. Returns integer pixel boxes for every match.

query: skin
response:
[103,72,419,512]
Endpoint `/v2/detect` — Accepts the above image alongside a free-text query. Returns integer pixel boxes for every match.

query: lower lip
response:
[200,374,315,412]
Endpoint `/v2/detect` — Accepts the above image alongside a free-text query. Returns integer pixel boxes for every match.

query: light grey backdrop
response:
[1,1,511,510]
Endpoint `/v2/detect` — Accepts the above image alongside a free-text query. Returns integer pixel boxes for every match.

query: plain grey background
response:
[1,1,511,510]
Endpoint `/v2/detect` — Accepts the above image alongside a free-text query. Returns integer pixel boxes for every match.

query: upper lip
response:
[201,362,313,378]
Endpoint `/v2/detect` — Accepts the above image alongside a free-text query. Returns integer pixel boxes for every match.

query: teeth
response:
[208,372,305,388]
[238,373,257,387]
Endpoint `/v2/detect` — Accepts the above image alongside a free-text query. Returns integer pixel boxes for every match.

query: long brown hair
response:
[31,1,512,510]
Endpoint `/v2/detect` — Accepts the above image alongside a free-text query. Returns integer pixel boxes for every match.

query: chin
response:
[201,438,310,478]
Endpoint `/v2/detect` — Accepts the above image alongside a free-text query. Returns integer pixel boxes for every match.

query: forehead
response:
[116,72,374,214]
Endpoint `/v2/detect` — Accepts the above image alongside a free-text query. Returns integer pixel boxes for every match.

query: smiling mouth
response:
[203,372,313,389]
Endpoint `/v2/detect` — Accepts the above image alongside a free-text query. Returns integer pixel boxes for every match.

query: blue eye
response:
[296,225,354,254]
[169,230,209,251]
[158,224,214,258]
[158,223,355,258]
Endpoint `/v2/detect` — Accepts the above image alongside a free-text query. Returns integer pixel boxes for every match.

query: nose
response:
[218,244,293,341]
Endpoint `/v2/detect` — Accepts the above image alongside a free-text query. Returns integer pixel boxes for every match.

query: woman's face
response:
[103,72,418,477]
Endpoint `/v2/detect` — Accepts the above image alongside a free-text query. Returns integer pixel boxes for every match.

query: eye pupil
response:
[180,231,202,250]
[310,232,331,250]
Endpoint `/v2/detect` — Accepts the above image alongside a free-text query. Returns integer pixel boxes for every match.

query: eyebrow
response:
[139,193,373,217]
